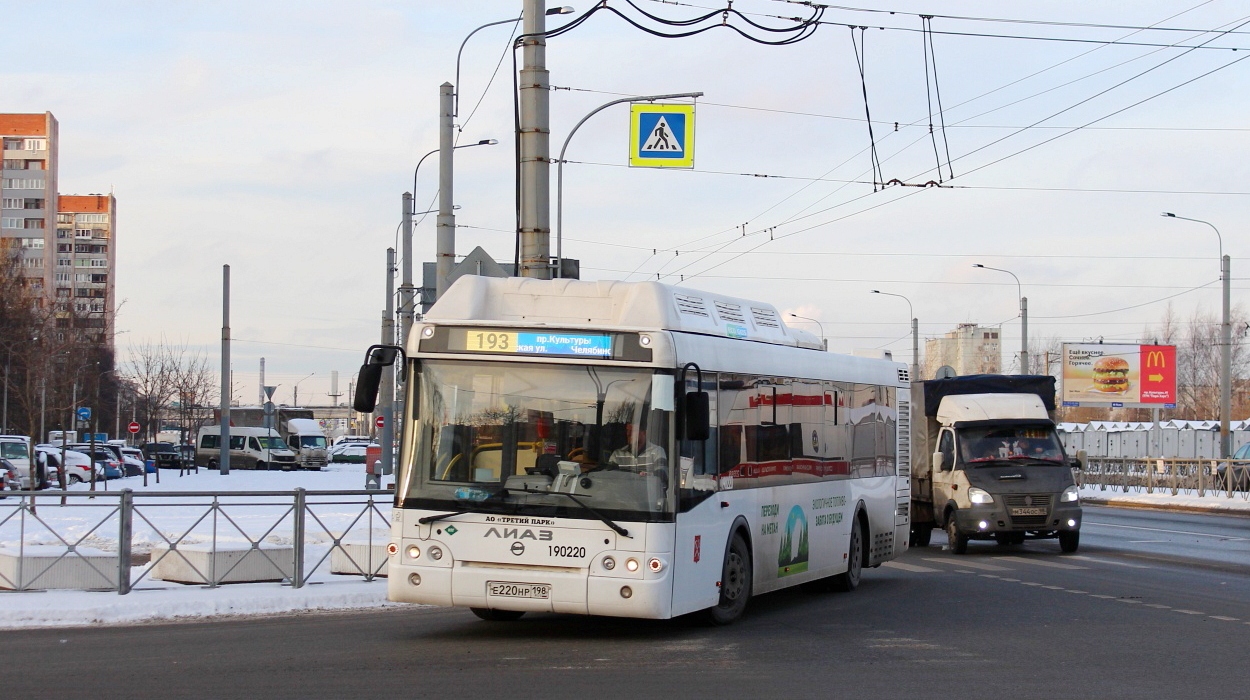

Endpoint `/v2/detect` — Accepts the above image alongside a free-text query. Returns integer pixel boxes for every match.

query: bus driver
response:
[609,422,667,475]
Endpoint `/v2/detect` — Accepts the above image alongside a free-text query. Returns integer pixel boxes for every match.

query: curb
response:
[1082,497,1250,518]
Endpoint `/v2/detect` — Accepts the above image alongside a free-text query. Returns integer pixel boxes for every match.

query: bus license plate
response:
[488,581,551,599]
[1010,507,1047,516]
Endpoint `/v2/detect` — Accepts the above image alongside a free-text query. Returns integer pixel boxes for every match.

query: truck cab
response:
[284,418,328,471]
[911,376,1083,554]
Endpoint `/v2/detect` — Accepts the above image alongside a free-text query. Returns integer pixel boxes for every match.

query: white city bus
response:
[360,277,911,623]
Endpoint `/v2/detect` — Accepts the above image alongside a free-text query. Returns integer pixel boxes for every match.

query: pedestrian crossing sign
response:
[630,103,695,168]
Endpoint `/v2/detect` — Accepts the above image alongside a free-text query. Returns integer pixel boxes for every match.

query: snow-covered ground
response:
[0,468,1243,630]
[0,463,401,629]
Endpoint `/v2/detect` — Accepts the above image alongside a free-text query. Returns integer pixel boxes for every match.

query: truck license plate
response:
[487,581,551,599]
[1010,507,1047,516]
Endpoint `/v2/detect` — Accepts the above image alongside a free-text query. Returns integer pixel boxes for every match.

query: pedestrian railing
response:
[0,489,392,594]
[1079,457,1250,500]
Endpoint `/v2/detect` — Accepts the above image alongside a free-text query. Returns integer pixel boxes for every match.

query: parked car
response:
[0,457,20,496]
[120,446,153,474]
[84,442,144,477]
[142,442,190,470]
[330,443,376,464]
[0,435,33,489]
[1217,444,1250,490]
[34,446,98,485]
[70,445,125,479]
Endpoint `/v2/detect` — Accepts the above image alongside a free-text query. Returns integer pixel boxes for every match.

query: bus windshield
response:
[401,360,674,521]
[959,425,1066,465]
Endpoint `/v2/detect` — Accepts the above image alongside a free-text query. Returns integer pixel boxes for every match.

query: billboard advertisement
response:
[1061,344,1177,408]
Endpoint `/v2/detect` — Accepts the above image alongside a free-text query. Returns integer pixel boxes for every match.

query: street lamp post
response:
[974,264,1027,374]
[1162,212,1231,458]
[555,91,703,277]
[292,372,315,408]
[871,290,918,380]
[787,313,827,351]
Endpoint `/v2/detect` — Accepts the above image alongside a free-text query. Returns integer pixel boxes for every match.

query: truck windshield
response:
[1,442,28,460]
[959,425,1065,465]
[298,436,327,448]
[400,360,674,521]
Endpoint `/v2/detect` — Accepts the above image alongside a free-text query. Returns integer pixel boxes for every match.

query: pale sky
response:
[5,1,1249,404]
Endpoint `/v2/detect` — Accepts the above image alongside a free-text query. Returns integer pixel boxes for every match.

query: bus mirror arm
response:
[352,344,407,414]
[678,362,711,442]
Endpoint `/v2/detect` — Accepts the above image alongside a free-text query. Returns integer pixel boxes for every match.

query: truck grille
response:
[273,455,296,463]
[1005,494,1052,528]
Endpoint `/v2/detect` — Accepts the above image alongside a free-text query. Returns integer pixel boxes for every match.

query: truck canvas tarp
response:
[921,374,1057,416]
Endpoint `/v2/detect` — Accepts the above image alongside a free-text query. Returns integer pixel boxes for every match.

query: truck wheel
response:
[832,516,864,592]
[470,608,525,621]
[1059,530,1080,553]
[255,461,266,471]
[910,523,933,548]
[706,533,752,625]
[946,513,969,555]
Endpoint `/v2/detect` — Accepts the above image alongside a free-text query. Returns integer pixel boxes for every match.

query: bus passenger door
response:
[671,373,726,617]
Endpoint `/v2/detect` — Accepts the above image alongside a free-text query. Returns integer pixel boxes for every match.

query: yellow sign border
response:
[629,103,695,168]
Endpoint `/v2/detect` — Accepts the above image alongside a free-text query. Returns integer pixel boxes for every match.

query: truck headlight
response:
[968,487,994,505]
[1061,485,1080,503]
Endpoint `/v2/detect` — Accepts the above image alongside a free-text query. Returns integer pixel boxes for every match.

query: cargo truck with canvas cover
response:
[909,375,1083,554]
[353,277,911,624]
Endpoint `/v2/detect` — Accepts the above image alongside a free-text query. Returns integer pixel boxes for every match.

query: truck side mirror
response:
[933,451,948,472]
[684,391,710,442]
[1073,449,1087,471]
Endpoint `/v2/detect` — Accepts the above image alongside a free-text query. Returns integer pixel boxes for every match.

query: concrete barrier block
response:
[148,543,294,585]
[0,546,118,590]
[330,543,388,577]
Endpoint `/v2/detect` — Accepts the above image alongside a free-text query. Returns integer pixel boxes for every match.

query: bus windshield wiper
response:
[418,489,510,524]
[520,486,631,538]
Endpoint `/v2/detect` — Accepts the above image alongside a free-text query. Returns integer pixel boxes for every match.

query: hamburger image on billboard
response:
[1062,344,1142,403]
[1091,356,1130,393]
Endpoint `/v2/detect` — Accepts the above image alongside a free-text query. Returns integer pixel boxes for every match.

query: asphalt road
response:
[4,505,1248,700]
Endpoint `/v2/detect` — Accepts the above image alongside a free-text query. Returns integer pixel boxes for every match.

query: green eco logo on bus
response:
[778,505,809,577]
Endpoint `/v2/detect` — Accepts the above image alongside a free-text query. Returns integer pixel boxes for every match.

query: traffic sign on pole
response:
[76,406,92,422]
[629,103,695,168]
[375,415,385,430]
[128,421,141,434]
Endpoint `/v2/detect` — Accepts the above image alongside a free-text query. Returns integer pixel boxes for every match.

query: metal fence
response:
[0,488,392,594]
[1079,457,1250,500]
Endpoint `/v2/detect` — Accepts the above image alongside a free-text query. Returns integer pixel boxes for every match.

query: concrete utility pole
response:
[436,82,458,298]
[1020,296,1029,374]
[374,248,396,490]
[220,264,231,475]
[258,358,265,406]
[400,191,415,345]
[519,0,551,278]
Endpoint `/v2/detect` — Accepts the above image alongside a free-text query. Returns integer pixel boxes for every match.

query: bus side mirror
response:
[352,345,402,414]
[685,391,710,442]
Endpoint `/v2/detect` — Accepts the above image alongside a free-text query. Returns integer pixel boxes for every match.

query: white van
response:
[33,445,97,486]
[0,436,32,488]
[195,426,298,471]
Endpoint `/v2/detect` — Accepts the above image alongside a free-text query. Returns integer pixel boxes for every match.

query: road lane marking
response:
[1091,594,1115,599]
[1115,599,1142,604]
[1000,577,1020,582]
[1145,604,1171,609]
[1128,540,1170,544]
[1068,555,1150,569]
[1210,616,1239,621]
[995,556,1087,570]
[922,558,1011,571]
[1042,585,1064,590]
[980,574,1001,579]
[1021,582,1043,586]
[1083,521,1248,542]
[881,561,941,573]
[1066,590,1088,594]
[1174,609,1205,615]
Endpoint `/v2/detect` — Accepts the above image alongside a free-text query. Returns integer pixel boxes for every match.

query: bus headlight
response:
[1061,486,1080,503]
[625,558,640,572]
[602,556,616,571]
[406,545,421,559]
[428,546,443,561]
[968,487,994,505]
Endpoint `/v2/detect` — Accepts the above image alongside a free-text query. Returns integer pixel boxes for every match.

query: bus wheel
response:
[470,608,525,622]
[706,533,752,625]
[1059,530,1080,553]
[832,516,864,592]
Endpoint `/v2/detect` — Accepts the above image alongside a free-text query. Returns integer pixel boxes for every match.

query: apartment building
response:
[56,194,116,341]
[0,112,58,294]
[923,323,1002,379]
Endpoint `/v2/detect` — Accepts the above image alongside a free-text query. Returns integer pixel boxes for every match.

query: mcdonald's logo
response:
[1145,350,1167,368]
